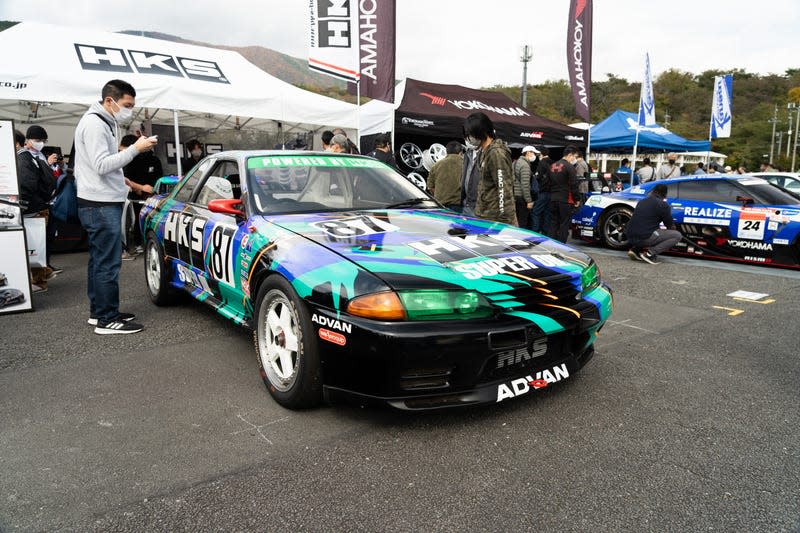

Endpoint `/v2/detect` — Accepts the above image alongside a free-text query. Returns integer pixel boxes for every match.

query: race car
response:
[140,151,613,410]
[571,175,800,268]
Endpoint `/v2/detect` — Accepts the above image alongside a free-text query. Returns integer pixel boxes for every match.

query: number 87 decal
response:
[208,224,236,286]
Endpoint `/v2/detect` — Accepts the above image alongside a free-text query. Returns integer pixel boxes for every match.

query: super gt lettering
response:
[496,364,570,402]
[454,256,538,280]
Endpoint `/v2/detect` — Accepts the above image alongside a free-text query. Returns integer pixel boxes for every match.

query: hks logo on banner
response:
[310,0,396,103]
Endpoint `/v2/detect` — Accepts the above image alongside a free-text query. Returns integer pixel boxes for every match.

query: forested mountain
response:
[491,69,800,169]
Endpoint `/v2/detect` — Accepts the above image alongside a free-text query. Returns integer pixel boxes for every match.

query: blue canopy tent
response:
[590,110,711,152]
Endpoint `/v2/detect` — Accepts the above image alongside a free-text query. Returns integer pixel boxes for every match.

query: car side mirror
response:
[208,198,245,217]
[735,195,754,205]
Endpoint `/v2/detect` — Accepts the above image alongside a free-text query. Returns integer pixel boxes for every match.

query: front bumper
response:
[314,284,612,410]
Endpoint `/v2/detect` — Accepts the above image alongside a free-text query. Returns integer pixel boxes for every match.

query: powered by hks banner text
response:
[567,0,592,121]
[310,0,396,103]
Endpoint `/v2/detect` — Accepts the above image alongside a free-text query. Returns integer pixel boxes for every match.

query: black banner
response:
[348,0,396,103]
[567,0,592,121]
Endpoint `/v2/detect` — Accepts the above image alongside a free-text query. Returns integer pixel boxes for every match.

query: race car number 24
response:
[737,211,766,240]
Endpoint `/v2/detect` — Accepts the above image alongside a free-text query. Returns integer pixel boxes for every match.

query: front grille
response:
[482,333,568,381]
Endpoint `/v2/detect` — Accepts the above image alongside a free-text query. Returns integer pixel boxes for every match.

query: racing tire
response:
[600,206,633,250]
[144,233,177,306]
[254,275,322,409]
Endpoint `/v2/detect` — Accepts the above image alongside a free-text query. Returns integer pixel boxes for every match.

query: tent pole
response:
[630,125,640,186]
[173,109,182,176]
[706,85,714,168]
[586,127,591,171]
[356,77,361,152]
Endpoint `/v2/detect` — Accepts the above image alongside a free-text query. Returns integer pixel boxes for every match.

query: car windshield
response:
[246,154,437,214]
[737,178,800,205]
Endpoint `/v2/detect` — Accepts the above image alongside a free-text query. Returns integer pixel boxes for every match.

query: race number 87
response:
[209,225,235,285]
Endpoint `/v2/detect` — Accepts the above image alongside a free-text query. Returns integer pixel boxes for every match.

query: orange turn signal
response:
[346,291,407,321]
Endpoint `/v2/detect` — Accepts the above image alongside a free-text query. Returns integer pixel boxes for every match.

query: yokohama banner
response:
[567,0,592,121]
[309,1,396,103]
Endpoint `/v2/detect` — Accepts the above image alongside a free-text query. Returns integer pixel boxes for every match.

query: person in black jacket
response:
[546,145,581,243]
[17,125,59,289]
[626,183,682,264]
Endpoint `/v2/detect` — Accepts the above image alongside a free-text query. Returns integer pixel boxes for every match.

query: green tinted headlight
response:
[581,262,600,293]
[398,290,492,320]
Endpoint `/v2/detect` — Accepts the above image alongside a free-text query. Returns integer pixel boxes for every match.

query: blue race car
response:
[571,175,800,268]
[140,151,613,410]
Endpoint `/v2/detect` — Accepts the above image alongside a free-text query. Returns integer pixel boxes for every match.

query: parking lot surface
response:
[1,246,798,531]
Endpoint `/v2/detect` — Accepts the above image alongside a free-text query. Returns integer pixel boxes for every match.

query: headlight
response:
[398,290,492,320]
[346,289,493,321]
[581,262,601,293]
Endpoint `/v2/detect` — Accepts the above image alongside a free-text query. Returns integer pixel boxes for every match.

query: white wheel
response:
[254,276,322,408]
[399,143,423,169]
[421,149,434,171]
[406,172,426,191]
[429,143,446,163]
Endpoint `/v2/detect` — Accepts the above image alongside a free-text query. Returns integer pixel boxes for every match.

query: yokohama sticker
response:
[318,328,346,346]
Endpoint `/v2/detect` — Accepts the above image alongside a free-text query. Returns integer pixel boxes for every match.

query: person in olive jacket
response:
[463,112,517,226]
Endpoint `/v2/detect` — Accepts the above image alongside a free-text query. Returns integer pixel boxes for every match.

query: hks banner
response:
[567,0,592,121]
[310,0,397,103]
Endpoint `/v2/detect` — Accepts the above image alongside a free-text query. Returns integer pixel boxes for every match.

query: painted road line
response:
[712,305,744,316]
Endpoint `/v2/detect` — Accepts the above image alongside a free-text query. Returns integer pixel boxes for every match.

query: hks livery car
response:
[140,151,613,410]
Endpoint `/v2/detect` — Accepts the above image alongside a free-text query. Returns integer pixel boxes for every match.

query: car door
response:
[158,157,214,288]
[675,179,770,259]
[187,159,245,310]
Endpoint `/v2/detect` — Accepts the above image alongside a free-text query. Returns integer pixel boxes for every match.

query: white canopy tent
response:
[0,22,357,171]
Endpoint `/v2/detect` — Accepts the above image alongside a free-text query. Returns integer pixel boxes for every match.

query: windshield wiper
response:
[384,197,435,209]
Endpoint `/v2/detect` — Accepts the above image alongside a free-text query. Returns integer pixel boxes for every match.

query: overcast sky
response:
[1,0,797,88]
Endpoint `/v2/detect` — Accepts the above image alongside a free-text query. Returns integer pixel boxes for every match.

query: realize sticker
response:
[737,210,766,240]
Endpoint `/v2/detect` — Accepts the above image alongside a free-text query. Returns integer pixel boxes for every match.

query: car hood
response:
[260,209,594,293]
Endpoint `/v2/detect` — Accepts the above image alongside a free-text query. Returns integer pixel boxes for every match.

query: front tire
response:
[254,276,322,409]
[601,206,633,250]
[144,234,177,306]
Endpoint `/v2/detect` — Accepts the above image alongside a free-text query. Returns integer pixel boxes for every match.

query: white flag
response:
[711,74,733,139]
[638,53,656,127]
[308,0,360,83]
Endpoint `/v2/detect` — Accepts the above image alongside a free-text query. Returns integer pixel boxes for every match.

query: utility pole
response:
[663,110,671,129]
[787,104,795,159]
[791,103,799,172]
[520,45,532,108]
[777,131,783,156]
[769,105,778,164]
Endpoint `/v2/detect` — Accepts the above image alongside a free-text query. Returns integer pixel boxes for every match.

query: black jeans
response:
[547,201,573,243]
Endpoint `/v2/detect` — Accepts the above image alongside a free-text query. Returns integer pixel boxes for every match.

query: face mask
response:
[465,136,480,150]
[111,99,133,122]
[30,141,45,152]
[191,149,202,158]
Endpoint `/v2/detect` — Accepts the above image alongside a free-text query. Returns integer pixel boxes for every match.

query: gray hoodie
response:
[74,101,138,202]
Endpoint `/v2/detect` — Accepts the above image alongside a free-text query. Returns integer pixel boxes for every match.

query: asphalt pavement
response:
[1,245,798,532]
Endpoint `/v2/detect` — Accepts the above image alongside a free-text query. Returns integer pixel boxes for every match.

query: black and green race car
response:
[140,151,613,410]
